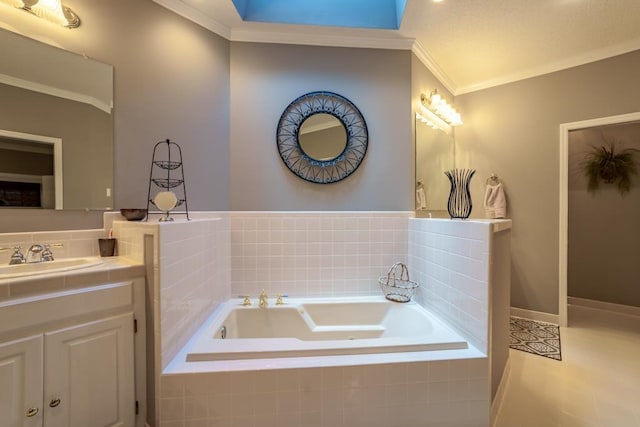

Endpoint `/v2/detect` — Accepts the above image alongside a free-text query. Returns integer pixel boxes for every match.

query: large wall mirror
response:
[415,116,454,211]
[277,91,368,184]
[0,28,114,210]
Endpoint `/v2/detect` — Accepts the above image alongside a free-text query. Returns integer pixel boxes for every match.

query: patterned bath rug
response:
[509,316,562,361]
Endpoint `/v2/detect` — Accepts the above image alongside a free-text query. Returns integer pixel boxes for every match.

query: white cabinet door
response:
[0,334,43,427]
[44,313,135,427]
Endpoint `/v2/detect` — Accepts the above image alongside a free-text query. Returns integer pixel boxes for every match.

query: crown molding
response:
[152,0,231,39]
[455,37,640,95]
[152,1,416,51]
[410,40,457,95]
[229,28,415,51]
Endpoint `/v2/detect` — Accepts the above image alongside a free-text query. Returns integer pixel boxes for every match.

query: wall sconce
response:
[2,0,80,28]
[420,90,463,127]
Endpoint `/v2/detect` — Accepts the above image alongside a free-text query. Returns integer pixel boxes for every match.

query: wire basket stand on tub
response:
[378,262,419,303]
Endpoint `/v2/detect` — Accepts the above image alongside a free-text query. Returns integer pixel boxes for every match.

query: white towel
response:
[416,187,427,210]
[484,183,507,218]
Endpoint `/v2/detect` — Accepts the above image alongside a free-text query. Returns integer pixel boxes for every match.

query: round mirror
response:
[299,113,347,161]
[277,91,368,184]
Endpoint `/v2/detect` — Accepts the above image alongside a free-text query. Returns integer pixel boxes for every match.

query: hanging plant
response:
[582,143,639,195]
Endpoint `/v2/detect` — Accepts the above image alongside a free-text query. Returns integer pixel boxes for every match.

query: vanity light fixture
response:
[417,101,453,135]
[415,112,441,130]
[3,0,80,28]
[420,90,463,127]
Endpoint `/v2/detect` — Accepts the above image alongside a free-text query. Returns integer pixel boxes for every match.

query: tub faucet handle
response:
[241,295,251,306]
[276,294,285,305]
[259,289,268,308]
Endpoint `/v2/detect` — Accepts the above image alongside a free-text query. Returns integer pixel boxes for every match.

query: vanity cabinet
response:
[0,278,145,427]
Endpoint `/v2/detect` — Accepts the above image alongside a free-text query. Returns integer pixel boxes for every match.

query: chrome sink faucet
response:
[25,244,44,263]
[4,243,59,265]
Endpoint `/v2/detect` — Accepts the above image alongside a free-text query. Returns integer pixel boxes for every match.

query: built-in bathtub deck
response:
[165,296,483,373]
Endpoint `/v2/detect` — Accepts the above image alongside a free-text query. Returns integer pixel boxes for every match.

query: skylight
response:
[231,0,407,30]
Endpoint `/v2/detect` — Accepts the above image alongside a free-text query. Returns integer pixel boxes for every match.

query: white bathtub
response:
[184,296,468,362]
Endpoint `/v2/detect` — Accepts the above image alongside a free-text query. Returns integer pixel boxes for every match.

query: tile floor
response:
[494,305,640,426]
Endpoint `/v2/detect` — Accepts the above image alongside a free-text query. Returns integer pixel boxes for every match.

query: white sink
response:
[0,257,103,280]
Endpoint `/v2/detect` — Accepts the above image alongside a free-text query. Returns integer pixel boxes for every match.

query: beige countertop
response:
[0,256,145,302]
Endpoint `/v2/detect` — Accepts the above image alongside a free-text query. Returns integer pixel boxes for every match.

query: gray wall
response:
[455,49,640,315]
[568,123,640,307]
[0,0,230,231]
[230,43,412,211]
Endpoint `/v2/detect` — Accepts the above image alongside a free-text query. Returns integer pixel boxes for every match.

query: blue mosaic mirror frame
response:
[276,91,368,184]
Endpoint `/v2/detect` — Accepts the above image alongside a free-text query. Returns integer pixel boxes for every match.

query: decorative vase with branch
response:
[582,143,639,195]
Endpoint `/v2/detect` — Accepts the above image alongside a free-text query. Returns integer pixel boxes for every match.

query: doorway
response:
[559,111,640,326]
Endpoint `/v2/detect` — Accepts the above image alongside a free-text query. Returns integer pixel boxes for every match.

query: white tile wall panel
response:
[408,218,491,353]
[230,212,412,299]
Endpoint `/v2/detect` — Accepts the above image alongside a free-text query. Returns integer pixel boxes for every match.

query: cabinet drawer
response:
[0,281,133,335]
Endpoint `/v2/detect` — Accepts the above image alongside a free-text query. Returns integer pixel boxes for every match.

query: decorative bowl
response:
[120,208,147,221]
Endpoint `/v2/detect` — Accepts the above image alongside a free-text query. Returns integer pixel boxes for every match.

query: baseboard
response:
[510,307,559,325]
[490,357,511,427]
[568,297,640,317]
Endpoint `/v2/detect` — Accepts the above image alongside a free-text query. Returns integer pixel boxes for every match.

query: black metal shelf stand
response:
[145,139,190,221]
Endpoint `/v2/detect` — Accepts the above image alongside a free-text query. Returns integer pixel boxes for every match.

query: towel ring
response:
[486,174,500,185]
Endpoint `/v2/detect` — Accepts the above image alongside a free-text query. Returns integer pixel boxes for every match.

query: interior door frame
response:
[558,111,640,326]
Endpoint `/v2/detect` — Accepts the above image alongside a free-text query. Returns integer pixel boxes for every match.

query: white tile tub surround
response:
[159,358,489,427]
[408,219,511,353]
[157,212,493,426]
[230,212,412,299]
[111,213,232,370]
[158,216,231,368]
